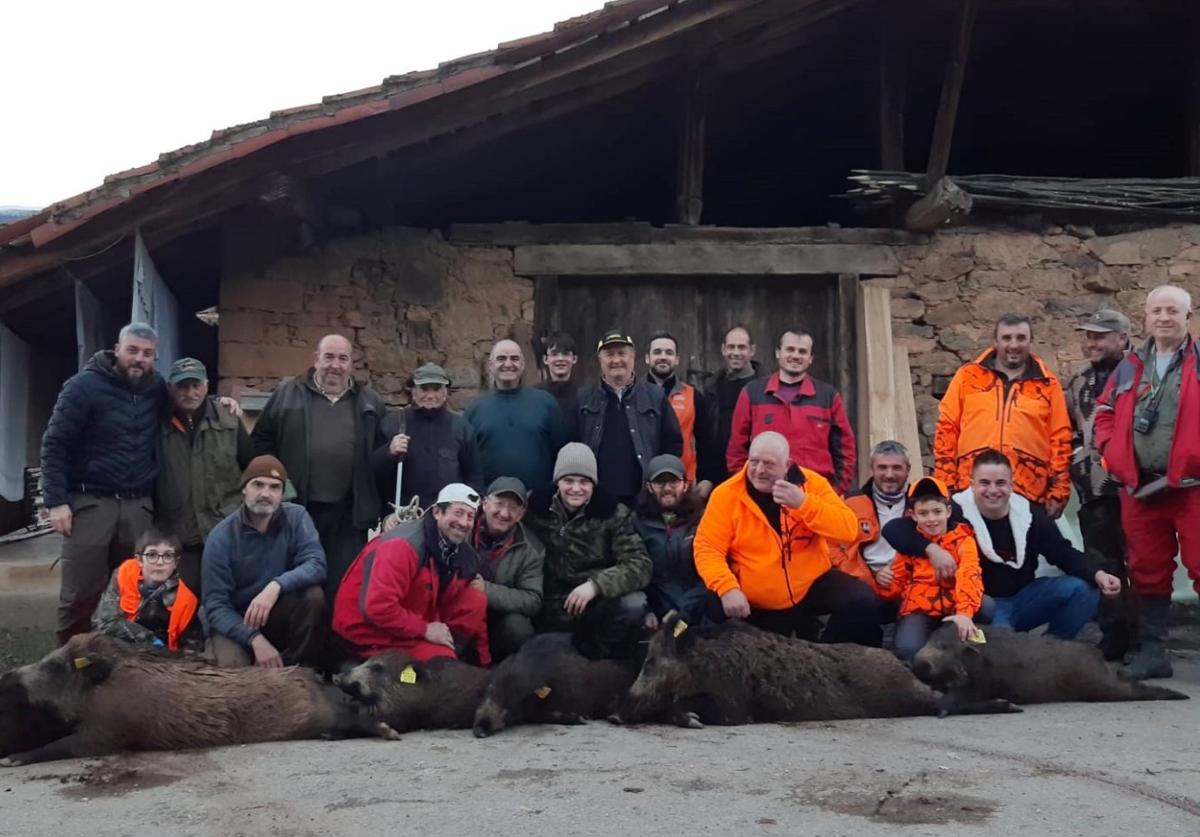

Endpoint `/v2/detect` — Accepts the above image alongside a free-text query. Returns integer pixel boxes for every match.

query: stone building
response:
[1,0,1197,530]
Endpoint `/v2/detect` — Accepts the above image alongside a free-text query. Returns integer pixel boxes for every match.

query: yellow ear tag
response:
[73,656,92,670]
[968,628,986,645]
[534,686,552,699]
[399,665,418,685]
[672,619,689,638]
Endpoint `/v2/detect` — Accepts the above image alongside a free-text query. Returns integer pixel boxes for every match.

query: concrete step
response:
[0,531,60,595]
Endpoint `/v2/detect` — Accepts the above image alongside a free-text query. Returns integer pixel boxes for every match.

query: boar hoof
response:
[606,713,625,725]
[0,757,22,768]
[674,711,704,730]
[376,722,403,741]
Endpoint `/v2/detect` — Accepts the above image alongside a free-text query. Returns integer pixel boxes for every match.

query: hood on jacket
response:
[633,485,706,526]
[87,349,159,391]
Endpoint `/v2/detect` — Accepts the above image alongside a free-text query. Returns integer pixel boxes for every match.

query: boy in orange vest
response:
[92,527,204,652]
[881,477,983,660]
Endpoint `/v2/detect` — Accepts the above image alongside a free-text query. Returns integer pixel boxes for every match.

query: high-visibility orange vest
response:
[668,383,698,482]
[116,558,199,651]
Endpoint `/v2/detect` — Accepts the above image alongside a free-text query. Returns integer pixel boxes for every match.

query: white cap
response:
[436,483,480,510]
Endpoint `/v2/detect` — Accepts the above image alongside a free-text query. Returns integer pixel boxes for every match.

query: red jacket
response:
[1094,337,1200,489]
[333,514,490,665]
[726,372,857,494]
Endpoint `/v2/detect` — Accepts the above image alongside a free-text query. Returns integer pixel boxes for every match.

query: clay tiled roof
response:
[0,0,688,253]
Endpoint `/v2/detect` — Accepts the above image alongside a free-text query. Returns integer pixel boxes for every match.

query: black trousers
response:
[210,586,328,669]
[748,569,885,647]
[1078,495,1137,654]
[307,500,368,602]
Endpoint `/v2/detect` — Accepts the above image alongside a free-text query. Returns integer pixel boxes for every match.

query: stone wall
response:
[217,221,1200,455]
[879,223,1200,459]
[218,228,533,409]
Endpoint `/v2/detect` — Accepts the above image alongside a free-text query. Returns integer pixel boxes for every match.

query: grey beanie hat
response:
[553,442,598,483]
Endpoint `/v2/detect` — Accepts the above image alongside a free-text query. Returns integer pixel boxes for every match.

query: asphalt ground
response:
[1,651,1196,837]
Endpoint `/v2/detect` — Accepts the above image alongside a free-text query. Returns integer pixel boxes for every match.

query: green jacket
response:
[156,398,253,545]
[526,489,652,616]
[473,520,545,618]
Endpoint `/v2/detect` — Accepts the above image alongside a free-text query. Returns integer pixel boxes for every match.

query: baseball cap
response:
[168,357,208,384]
[596,328,634,352]
[906,476,951,507]
[436,483,480,510]
[646,454,686,481]
[486,476,529,505]
[1076,309,1130,334]
[412,362,451,387]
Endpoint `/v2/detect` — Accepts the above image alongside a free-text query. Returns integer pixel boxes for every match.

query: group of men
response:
[40,283,1199,681]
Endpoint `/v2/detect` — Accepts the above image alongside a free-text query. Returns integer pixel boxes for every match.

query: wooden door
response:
[533,274,844,393]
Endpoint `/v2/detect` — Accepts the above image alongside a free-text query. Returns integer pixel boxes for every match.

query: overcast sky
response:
[2,0,602,208]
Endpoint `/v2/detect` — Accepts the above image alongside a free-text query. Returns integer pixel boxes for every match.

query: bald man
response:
[465,339,570,493]
[694,431,886,645]
[252,333,389,600]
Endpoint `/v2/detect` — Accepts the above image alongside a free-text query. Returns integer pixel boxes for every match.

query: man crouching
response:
[333,484,490,666]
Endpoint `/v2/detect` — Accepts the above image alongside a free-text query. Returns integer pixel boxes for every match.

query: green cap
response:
[412,363,451,387]
[168,357,207,384]
[596,328,634,352]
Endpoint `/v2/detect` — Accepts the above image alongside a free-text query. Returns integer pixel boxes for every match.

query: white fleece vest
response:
[952,489,1032,568]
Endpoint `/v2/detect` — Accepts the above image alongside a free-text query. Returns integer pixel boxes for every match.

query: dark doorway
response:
[534,274,840,390]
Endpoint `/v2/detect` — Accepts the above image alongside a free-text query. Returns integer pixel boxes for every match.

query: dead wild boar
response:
[621,614,1019,727]
[0,633,399,766]
[472,633,637,738]
[911,623,1190,712]
[0,670,72,759]
[334,653,492,732]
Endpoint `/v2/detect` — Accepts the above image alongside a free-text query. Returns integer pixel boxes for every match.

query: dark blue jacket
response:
[40,350,166,507]
[578,381,682,499]
[202,502,327,648]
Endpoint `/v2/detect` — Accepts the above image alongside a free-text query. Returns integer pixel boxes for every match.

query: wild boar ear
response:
[960,644,984,676]
[659,610,687,655]
[72,655,113,686]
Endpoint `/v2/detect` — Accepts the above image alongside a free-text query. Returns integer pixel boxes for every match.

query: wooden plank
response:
[513,243,900,277]
[892,348,925,474]
[449,223,927,247]
[925,0,979,184]
[835,274,859,435]
[674,69,707,226]
[855,284,897,484]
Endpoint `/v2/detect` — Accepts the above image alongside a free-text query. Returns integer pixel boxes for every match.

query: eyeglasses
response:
[140,551,179,564]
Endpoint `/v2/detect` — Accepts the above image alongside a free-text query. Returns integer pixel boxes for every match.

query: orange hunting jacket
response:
[116,559,200,651]
[694,466,858,611]
[933,349,1072,504]
[879,524,983,618]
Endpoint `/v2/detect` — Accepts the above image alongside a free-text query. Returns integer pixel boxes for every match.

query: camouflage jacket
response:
[526,489,652,606]
[1065,358,1123,501]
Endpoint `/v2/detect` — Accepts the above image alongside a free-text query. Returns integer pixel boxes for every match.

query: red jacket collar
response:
[764,372,816,399]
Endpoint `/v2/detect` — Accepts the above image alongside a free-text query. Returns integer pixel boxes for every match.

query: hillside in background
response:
[0,206,37,225]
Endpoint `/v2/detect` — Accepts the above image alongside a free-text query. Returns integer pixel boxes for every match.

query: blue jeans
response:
[894,614,942,661]
[984,576,1099,639]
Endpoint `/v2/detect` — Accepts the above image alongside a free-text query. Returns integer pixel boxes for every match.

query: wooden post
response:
[877,0,906,171]
[925,0,979,184]
[855,284,896,485]
[674,70,707,225]
[836,274,859,437]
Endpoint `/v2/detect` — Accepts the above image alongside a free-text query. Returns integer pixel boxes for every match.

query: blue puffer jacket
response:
[40,350,166,507]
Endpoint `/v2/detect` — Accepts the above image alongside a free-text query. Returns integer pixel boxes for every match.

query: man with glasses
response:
[633,454,715,627]
[41,322,167,644]
[333,483,491,665]
[203,456,328,669]
[92,526,204,652]
[537,331,580,421]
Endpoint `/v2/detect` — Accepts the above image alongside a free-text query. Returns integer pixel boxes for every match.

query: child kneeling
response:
[880,477,983,660]
[93,526,205,652]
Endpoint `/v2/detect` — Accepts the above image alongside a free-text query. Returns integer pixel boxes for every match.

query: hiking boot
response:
[1120,596,1173,681]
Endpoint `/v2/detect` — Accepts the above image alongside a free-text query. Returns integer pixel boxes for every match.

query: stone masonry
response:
[218,221,1200,456]
[876,223,1200,458]
[218,227,534,410]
